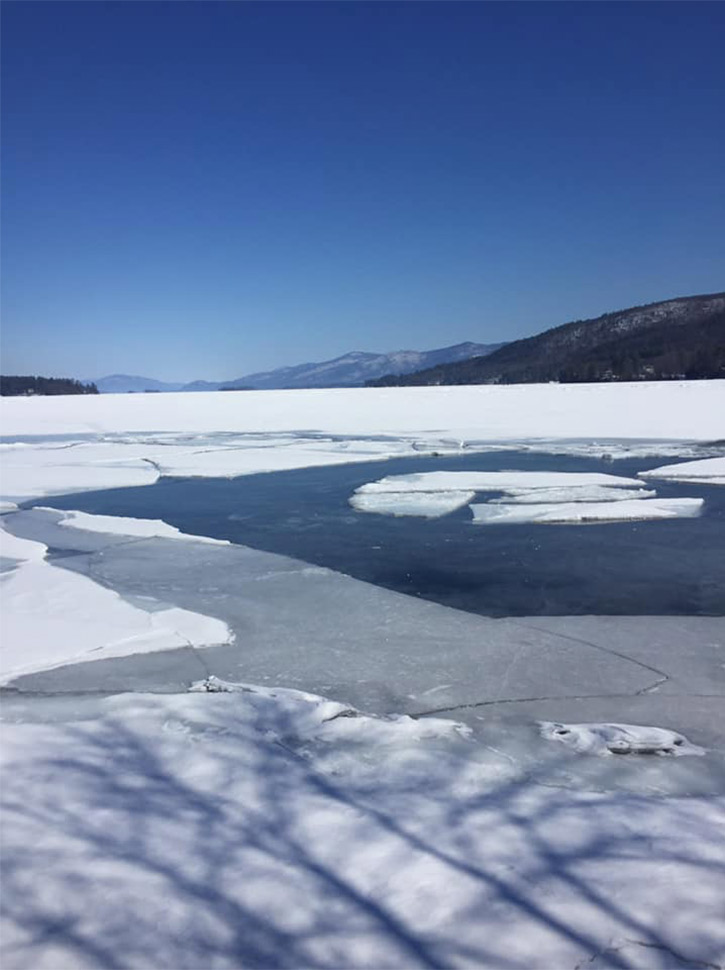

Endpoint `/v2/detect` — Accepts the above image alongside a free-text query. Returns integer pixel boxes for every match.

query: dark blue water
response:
[33,451,725,617]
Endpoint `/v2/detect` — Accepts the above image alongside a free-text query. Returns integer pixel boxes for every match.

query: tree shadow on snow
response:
[1,704,724,970]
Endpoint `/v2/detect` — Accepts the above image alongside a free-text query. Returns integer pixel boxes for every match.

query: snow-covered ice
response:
[349,469,686,522]
[1,382,724,969]
[39,507,230,544]
[488,485,657,504]
[355,470,647,494]
[3,379,723,440]
[0,519,232,685]
[470,496,704,525]
[350,489,476,517]
[639,456,725,486]
[350,467,711,524]
[2,382,723,505]
[1,685,724,970]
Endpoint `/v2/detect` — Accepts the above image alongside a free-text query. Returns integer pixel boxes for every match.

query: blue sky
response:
[2,2,724,382]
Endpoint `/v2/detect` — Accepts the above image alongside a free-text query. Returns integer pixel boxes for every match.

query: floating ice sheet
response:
[41,507,230,544]
[351,471,659,519]
[639,456,725,486]
[488,485,657,504]
[350,490,476,518]
[356,470,645,494]
[0,518,232,684]
[470,497,703,525]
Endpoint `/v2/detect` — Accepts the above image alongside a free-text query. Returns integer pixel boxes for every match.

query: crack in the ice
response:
[636,675,669,695]
[412,691,725,718]
[508,619,671,692]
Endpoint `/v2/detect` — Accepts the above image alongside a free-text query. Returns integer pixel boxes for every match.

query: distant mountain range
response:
[92,342,504,394]
[91,293,725,394]
[368,292,725,387]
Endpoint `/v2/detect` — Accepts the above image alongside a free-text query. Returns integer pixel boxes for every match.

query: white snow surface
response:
[357,470,646,494]
[3,380,723,439]
[639,456,725,486]
[0,434,464,504]
[488,485,657,504]
[0,520,232,684]
[470,497,704,525]
[2,685,723,970]
[1,382,723,505]
[350,489,476,517]
[40,507,230,544]
[351,470,664,520]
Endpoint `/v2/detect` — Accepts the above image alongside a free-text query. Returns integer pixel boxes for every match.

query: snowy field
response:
[2,381,725,969]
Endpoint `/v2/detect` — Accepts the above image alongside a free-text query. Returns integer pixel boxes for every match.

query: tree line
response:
[0,376,99,396]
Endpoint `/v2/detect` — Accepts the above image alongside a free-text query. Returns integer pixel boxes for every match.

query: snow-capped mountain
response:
[93,342,503,393]
[221,342,504,390]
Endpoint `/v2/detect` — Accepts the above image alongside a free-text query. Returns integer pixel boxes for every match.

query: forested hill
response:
[0,376,99,396]
[368,292,725,386]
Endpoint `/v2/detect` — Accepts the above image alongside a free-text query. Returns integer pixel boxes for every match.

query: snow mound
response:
[470,497,703,525]
[540,722,705,757]
[189,677,472,747]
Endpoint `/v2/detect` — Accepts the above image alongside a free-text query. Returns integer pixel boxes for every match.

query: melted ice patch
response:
[540,721,705,757]
[470,497,703,525]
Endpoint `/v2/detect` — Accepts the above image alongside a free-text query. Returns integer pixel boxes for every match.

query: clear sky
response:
[2,1,724,382]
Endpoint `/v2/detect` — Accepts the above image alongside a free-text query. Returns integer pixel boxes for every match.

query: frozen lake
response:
[5,443,725,793]
[37,450,725,618]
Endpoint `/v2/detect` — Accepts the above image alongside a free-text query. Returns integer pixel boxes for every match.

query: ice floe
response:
[350,470,675,521]
[356,470,646,494]
[639,456,725,486]
[349,489,476,517]
[488,485,657,504]
[540,721,705,757]
[40,507,230,544]
[470,497,704,525]
[0,518,232,685]
[352,470,706,524]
